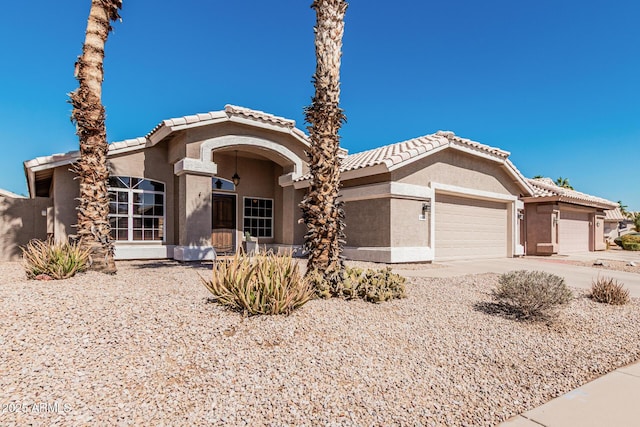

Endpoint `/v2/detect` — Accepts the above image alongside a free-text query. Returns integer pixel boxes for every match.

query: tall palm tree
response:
[555,177,574,190]
[70,0,122,273]
[300,0,348,292]
[618,200,630,218]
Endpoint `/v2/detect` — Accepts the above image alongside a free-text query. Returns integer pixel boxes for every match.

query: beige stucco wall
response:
[593,213,606,250]
[52,167,79,241]
[525,203,557,255]
[394,150,522,196]
[293,189,307,245]
[390,198,429,247]
[341,173,391,189]
[0,196,50,260]
[177,173,212,247]
[168,122,309,176]
[343,199,391,247]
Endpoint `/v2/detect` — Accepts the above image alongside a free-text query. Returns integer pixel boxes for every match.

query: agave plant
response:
[202,251,313,315]
[22,239,91,280]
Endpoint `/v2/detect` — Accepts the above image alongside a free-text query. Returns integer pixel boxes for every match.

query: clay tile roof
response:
[224,104,296,129]
[437,131,511,158]
[605,207,626,221]
[339,134,447,173]
[526,178,617,209]
[338,131,510,174]
[144,105,297,141]
[295,131,516,183]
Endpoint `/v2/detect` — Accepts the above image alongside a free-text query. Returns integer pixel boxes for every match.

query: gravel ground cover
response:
[579,259,640,274]
[1,260,639,426]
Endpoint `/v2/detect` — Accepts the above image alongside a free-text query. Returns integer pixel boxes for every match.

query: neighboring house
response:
[604,208,636,240]
[522,178,618,255]
[19,105,533,263]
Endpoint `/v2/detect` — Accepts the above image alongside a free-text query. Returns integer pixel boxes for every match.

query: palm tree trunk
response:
[301,0,348,291]
[70,0,122,273]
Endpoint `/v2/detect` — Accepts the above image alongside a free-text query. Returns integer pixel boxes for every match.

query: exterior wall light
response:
[422,202,431,214]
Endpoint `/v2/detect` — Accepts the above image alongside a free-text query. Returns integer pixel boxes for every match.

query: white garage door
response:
[435,194,508,260]
[558,210,590,253]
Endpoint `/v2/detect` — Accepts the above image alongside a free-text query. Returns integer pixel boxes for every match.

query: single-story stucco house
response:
[18,105,536,263]
[522,178,617,255]
[604,207,636,241]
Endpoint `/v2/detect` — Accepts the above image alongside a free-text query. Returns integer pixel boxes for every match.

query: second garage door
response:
[435,194,508,260]
[558,210,590,253]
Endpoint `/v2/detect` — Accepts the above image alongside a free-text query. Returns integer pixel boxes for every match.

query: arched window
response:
[108,177,165,241]
[212,177,235,192]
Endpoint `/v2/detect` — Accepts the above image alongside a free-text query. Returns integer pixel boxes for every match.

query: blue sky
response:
[1,1,638,209]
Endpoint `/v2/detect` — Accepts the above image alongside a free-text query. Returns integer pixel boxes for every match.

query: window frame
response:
[242,196,274,239]
[108,176,166,243]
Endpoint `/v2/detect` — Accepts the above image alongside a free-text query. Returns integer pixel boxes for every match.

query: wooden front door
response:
[212,194,236,254]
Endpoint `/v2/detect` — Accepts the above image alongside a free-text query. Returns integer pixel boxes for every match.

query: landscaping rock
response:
[1,261,639,426]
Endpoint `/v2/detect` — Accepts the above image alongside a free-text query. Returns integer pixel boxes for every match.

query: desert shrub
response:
[315,266,406,303]
[492,270,572,320]
[621,234,640,251]
[202,251,313,315]
[22,238,90,280]
[307,267,346,300]
[357,267,407,303]
[590,276,630,305]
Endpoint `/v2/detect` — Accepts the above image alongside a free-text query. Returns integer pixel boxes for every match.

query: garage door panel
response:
[435,194,508,260]
[559,210,590,253]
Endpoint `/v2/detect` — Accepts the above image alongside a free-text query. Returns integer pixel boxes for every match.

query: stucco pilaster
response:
[175,172,214,260]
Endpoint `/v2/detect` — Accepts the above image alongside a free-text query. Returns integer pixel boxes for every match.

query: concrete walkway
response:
[392,250,640,427]
[394,251,640,297]
[500,360,640,427]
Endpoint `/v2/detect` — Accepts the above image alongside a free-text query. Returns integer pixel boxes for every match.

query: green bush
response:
[590,276,630,305]
[315,266,406,303]
[22,238,90,280]
[621,234,640,251]
[492,270,572,320]
[202,251,313,315]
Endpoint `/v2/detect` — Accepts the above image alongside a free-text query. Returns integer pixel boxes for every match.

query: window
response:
[212,177,235,191]
[243,197,273,238]
[108,177,165,242]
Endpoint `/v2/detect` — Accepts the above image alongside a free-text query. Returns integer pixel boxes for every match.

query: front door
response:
[212,194,236,254]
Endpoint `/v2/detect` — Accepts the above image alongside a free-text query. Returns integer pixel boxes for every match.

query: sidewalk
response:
[392,252,640,427]
[500,360,640,427]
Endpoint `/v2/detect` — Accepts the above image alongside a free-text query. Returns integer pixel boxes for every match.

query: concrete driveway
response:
[394,250,640,298]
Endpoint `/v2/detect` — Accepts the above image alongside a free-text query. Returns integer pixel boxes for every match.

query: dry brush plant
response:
[22,239,91,280]
[201,251,313,316]
[492,270,572,320]
[590,276,630,305]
